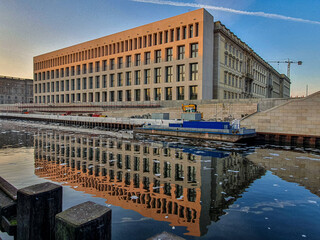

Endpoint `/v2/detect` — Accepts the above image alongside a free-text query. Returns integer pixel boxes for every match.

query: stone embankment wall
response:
[0,98,291,121]
[241,91,320,137]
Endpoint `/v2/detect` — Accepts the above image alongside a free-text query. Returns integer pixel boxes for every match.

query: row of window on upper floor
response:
[224,41,243,59]
[34,85,198,103]
[34,63,199,94]
[34,44,199,81]
[35,23,200,71]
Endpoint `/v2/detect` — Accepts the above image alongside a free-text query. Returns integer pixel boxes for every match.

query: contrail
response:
[132,0,320,25]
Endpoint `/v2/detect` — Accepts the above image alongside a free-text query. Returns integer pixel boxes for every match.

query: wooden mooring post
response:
[0,177,112,240]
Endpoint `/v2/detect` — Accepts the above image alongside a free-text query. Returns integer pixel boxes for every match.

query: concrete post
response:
[55,201,111,240]
[17,182,62,240]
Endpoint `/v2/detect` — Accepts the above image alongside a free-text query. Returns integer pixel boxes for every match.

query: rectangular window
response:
[110,74,114,87]
[144,88,150,101]
[144,69,150,84]
[177,45,185,60]
[82,93,87,102]
[76,65,80,75]
[102,75,107,88]
[135,54,141,66]
[154,88,161,101]
[177,86,184,100]
[189,85,198,100]
[103,60,107,71]
[71,66,75,76]
[154,68,161,83]
[135,70,141,85]
[145,52,151,65]
[126,72,132,86]
[51,70,54,79]
[166,48,173,61]
[60,68,64,78]
[66,67,69,77]
[126,55,131,67]
[56,69,59,78]
[95,61,100,72]
[66,80,69,91]
[110,91,115,102]
[89,77,93,89]
[71,79,75,90]
[177,65,185,82]
[117,90,123,101]
[95,76,100,88]
[155,50,161,63]
[110,59,115,70]
[126,90,132,101]
[190,43,198,58]
[224,72,227,84]
[117,73,123,87]
[51,82,54,92]
[165,87,172,100]
[118,57,123,69]
[190,63,198,81]
[176,27,180,41]
[76,78,80,90]
[60,80,64,91]
[89,63,93,73]
[165,66,173,83]
[102,92,107,102]
[189,24,193,38]
[135,89,141,101]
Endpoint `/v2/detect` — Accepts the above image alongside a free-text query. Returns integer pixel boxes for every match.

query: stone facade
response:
[241,91,320,136]
[33,9,290,105]
[0,76,33,104]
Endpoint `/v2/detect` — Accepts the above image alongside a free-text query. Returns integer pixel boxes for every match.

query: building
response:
[0,76,33,104]
[33,9,290,104]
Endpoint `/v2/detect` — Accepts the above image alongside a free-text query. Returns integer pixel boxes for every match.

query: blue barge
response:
[135,121,256,143]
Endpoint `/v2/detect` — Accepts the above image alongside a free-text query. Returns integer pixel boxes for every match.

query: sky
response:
[0,0,319,96]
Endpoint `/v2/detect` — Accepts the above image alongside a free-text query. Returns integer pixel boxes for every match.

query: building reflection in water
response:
[34,131,265,237]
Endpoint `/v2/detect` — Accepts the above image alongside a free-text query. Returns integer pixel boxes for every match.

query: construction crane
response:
[268,59,302,78]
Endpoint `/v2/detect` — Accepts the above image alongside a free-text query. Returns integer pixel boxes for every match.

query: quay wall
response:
[241,91,320,138]
[0,98,292,121]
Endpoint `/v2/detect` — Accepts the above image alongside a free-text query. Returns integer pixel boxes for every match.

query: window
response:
[177,65,185,82]
[225,54,228,65]
[189,24,193,38]
[126,72,131,86]
[195,23,199,37]
[126,55,131,67]
[135,70,141,85]
[182,26,187,39]
[89,63,93,73]
[110,59,115,70]
[117,73,123,87]
[66,67,69,77]
[110,91,115,102]
[170,29,174,42]
[56,69,59,78]
[118,57,123,69]
[224,72,227,84]
[165,66,173,83]
[103,60,107,71]
[176,27,180,41]
[76,65,80,75]
[135,89,141,101]
[155,50,161,63]
[165,87,172,100]
[144,88,150,101]
[190,43,198,58]
[51,82,54,92]
[177,86,184,100]
[51,70,54,79]
[189,86,198,100]
[66,80,69,91]
[166,48,173,61]
[144,69,150,84]
[145,52,151,65]
[110,74,114,87]
[61,68,64,78]
[60,80,64,91]
[117,90,123,101]
[177,46,185,60]
[154,68,161,83]
[190,63,198,81]
[89,77,93,89]
[135,54,141,66]
[102,75,107,88]
[102,92,107,102]
[95,76,100,88]
[75,78,80,90]
[89,93,93,102]
[154,88,161,100]
[126,90,131,101]
[95,61,100,72]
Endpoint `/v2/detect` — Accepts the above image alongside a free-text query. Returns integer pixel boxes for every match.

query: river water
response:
[0,120,319,240]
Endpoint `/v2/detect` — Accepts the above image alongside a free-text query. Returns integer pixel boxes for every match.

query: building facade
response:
[0,76,33,104]
[33,9,290,104]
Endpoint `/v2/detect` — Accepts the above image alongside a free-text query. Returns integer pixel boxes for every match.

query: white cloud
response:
[132,0,320,25]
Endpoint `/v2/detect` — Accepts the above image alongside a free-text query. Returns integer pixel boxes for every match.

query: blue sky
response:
[0,0,319,96]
